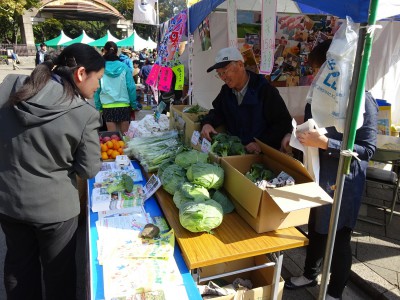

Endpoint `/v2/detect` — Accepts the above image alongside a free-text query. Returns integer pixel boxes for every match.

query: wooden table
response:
[154,187,309,300]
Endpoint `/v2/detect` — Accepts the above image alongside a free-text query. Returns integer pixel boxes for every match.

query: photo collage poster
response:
[236,11,343,87]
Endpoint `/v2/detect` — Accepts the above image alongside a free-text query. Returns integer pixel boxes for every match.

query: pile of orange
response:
[100,139,125,160]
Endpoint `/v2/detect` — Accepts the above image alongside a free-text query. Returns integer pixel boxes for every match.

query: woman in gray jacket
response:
[0,43,105,300]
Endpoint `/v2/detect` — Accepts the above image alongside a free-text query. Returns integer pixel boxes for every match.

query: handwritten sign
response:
[146,64,161,87]
[259,0,277,74]
[158,66,173,92]
[172,64,184,90]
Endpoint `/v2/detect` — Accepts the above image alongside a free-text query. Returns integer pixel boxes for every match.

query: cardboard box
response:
[220,139,333,233]
[169,105,208,147]
[199,255,283,300]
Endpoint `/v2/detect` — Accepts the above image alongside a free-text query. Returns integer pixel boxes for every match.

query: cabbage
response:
[160,164,187,195]
[173,182,210,209]
[211,190,235,214]
[179,200,223,233]
[186,162,224,189]
[174,149,209,169]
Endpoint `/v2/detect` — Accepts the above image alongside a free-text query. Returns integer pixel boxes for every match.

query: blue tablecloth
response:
[88,160,201,299]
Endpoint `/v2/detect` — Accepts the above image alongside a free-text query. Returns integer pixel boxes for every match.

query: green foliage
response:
[0,0,41,43]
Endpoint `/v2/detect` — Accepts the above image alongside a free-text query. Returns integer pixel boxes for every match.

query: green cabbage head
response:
[179,200,223,233]
[174,149,209,169]
[186,162,224,189]
[160,164,187,195]
[173,182,210,209]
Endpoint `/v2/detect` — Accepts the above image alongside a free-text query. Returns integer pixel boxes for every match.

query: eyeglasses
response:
[215,62,235,79]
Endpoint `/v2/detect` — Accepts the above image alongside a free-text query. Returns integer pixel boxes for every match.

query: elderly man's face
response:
[216,61,243,90]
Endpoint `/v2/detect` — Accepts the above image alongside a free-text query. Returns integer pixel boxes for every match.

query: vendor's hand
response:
[280,133,292,153]
[201,124,217,141]
[297,129,328,150]
[245,142,261,154]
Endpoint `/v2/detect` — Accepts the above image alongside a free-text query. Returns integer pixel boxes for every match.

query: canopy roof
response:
[88,30,121,47]
[42,30,72,47]
[188,0,400,33]
[62,30,94,46]
[116,30,152,50]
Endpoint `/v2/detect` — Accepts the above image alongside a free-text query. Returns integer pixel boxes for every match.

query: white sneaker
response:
[284,275,317,290]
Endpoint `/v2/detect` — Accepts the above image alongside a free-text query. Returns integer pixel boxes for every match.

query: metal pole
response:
[317,0,380,299]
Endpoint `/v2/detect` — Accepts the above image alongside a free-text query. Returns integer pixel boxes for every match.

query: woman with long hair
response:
[94,41,137,134]
[0,43,105,300]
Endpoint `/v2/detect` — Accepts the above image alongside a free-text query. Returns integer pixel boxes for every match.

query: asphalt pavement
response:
[1,58,399,300]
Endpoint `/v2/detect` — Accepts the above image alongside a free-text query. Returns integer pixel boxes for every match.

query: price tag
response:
[201,138,211,153]
[191,131,201,146]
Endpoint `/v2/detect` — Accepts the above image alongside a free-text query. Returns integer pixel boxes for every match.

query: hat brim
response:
[206,61,232,73]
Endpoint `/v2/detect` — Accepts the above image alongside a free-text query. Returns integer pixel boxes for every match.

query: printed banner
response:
[259,0,277,74]
[158,67,173,92]
[227,0,237,47]
[172,65,184,90]
[146,63,161,87]
[198,17,211,51]
[133,0,157,25]
[158,11,187,67]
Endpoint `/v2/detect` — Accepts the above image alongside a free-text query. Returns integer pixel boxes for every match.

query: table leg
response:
[269,251,283,300]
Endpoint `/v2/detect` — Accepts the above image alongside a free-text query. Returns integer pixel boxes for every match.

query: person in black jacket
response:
[35,42,47,65]
[201,47,292,153]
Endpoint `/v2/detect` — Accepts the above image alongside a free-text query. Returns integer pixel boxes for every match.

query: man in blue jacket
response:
[201,47,292,153]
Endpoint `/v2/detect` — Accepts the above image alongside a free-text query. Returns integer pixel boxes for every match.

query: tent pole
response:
[317,1,379,299]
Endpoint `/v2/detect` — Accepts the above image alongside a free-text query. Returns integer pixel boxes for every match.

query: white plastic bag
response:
[307,17,364,133]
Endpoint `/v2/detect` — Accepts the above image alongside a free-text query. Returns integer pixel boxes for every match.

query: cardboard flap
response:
[255,138,314,182]
[267,182,333,213]
[221,157,263,219]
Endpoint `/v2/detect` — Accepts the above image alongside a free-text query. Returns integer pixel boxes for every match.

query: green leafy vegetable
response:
[160,164,187,195]
[106,174,134,194]
[211,190,235,214]
[179,200,223,233]
[173,182,210,209]
[174,149,209,169]
[186,162,224,190]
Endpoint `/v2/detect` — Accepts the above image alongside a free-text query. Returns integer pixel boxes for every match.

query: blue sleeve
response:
[125,66,137,110]
[325,92,378,162]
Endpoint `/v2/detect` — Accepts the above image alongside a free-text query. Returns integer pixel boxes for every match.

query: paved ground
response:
[1,58,400,300]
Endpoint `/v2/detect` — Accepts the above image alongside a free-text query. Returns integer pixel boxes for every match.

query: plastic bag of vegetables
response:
[160,164,187,195]
[186,162,224,190]
[173,182,210,209]
[174,149,209,169]
[179,200,223,233]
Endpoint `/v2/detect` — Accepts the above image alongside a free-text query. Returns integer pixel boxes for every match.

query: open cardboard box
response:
[220,139,333,233]
[199,255,283,300]
[169,105,208,147]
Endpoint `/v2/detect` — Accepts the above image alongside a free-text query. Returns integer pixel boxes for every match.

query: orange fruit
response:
[106,141,114,149]
[101,144,108,152]
[101,152,109,160]
[118,148,124,154]
[111,150,119,159]
[118,141,125,148]
[107,149,113,156]
[112,140,120,149]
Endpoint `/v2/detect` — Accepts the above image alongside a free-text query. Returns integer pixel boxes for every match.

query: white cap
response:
[207,47,244,73]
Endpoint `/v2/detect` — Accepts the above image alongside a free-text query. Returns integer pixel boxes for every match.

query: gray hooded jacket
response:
[0,74,102,223]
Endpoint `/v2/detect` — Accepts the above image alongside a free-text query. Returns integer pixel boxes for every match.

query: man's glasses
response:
[215,62,235,79]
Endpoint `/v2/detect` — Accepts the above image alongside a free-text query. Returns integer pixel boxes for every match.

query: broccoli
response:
[106,174,134,194]
[229,142,246,155]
